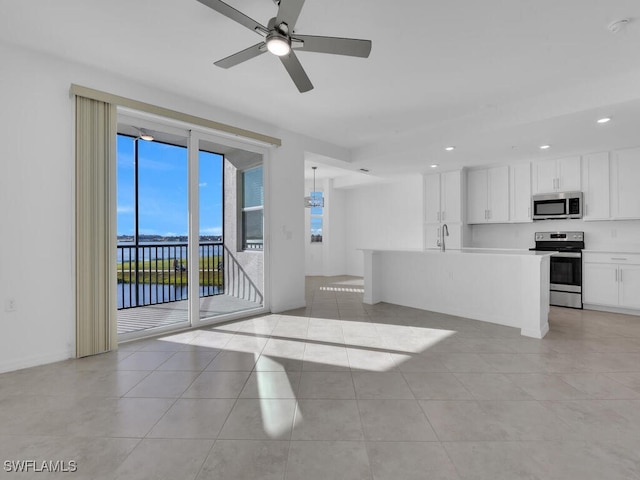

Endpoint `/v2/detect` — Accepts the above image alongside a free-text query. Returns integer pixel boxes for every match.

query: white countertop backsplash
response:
[470,219,640,254]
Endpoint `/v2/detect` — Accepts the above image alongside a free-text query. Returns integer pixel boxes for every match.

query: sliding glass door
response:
[116,131,191,335]
[116,113,267,338]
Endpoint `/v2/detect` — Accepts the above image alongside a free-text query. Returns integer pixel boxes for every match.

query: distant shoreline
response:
[117,235,222,243]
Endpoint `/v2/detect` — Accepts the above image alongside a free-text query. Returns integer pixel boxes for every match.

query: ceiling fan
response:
[197,0,372,93]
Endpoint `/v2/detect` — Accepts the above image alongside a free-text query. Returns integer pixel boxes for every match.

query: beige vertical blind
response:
[75,96,117,357]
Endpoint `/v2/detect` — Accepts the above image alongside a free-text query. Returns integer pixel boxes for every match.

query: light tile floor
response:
[2,276,640,479]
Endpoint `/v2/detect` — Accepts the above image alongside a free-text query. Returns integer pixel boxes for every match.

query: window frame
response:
[239,164,264,251]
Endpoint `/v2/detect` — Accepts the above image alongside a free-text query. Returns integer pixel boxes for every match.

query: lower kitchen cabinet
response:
[583,252,640,310]
[619,265,640,309]
[583,263,619,306]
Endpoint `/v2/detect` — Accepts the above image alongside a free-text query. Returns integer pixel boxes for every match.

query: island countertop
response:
[360,247,555,256]
[361,248,551,338]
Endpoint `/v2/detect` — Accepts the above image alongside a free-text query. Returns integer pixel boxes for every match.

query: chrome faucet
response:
[440,224,449,252]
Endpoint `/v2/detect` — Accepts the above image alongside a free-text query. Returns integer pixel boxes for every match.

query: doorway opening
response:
[116,110,267,339]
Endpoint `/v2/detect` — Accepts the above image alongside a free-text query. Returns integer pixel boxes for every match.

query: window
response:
[241,165,263,250]
[310,191,323,243]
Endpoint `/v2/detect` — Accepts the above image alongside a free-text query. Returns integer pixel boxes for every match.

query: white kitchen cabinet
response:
[424,173,441,224]
[619,265,640,309]
[582,152,610,221]
[583,252,640,310]
[441,170,462,223]
[532,156,581,194]
[466,166,509,224]
[583,263,619,306]
[611,147,640,219]
[509,162,532,223]
[423,170,463,224]
[423,170,464,249]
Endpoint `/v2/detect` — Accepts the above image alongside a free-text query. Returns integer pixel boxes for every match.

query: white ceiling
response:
[3,0,640,177]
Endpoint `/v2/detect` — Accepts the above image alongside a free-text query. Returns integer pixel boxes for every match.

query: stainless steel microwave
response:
[532,192,583,220]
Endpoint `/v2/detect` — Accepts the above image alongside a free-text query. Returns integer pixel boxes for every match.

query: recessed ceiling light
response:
[445,146,455,151]
[539,145,550,150]
[597,117,611,124]
[430,164,439,168]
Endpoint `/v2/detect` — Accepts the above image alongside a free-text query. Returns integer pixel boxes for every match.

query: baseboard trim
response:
[583,304,640,317]
[0,350,72,374]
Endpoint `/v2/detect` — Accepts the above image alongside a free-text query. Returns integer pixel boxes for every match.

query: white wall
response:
[470,219,640,252]
[325,181,347,276]
[345,175,424,276]
[0,41,348,373]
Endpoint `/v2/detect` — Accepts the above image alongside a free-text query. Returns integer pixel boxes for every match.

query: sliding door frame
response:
[117,109,272,339]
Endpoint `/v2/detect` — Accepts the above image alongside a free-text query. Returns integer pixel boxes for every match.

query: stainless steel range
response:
[530,231,584,309]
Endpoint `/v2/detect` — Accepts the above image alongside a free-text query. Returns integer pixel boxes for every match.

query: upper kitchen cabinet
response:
[582,152,610,221]
[509,162,532,223]
[467,166,509,224]
[532,156,581,194]
[424,170,463,224]
[424,170,464,249]
[611,147,640,219]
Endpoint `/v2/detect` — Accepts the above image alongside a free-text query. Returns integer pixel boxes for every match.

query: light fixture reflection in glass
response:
[139,128,154,141]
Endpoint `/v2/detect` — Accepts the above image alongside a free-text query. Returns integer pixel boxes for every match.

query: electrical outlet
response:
[5,298,16,312]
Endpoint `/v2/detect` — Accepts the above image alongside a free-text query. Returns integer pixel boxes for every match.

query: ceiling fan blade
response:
[294,34,372,58]
[275,0,305,31]
[197,0,267,35]
[279,51,313,93]
[214,43,266,68]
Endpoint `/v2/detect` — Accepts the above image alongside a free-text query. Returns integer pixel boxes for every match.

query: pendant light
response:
[304,167,324,208]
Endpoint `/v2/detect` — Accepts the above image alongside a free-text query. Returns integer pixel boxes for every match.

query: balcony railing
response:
[117,242,224,310]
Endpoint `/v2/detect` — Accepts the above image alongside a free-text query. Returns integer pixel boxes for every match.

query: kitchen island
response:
[362,248,553,338]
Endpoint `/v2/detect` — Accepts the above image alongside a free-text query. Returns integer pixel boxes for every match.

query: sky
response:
[117,134,223,238]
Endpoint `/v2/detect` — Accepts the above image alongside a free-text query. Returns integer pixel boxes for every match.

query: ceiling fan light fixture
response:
[266,32,291,56]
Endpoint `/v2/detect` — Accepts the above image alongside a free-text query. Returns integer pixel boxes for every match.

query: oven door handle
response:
[551,252,582,258]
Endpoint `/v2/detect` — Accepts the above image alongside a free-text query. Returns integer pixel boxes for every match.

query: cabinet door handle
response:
[620,270,623,283]
[488,209,491,220]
